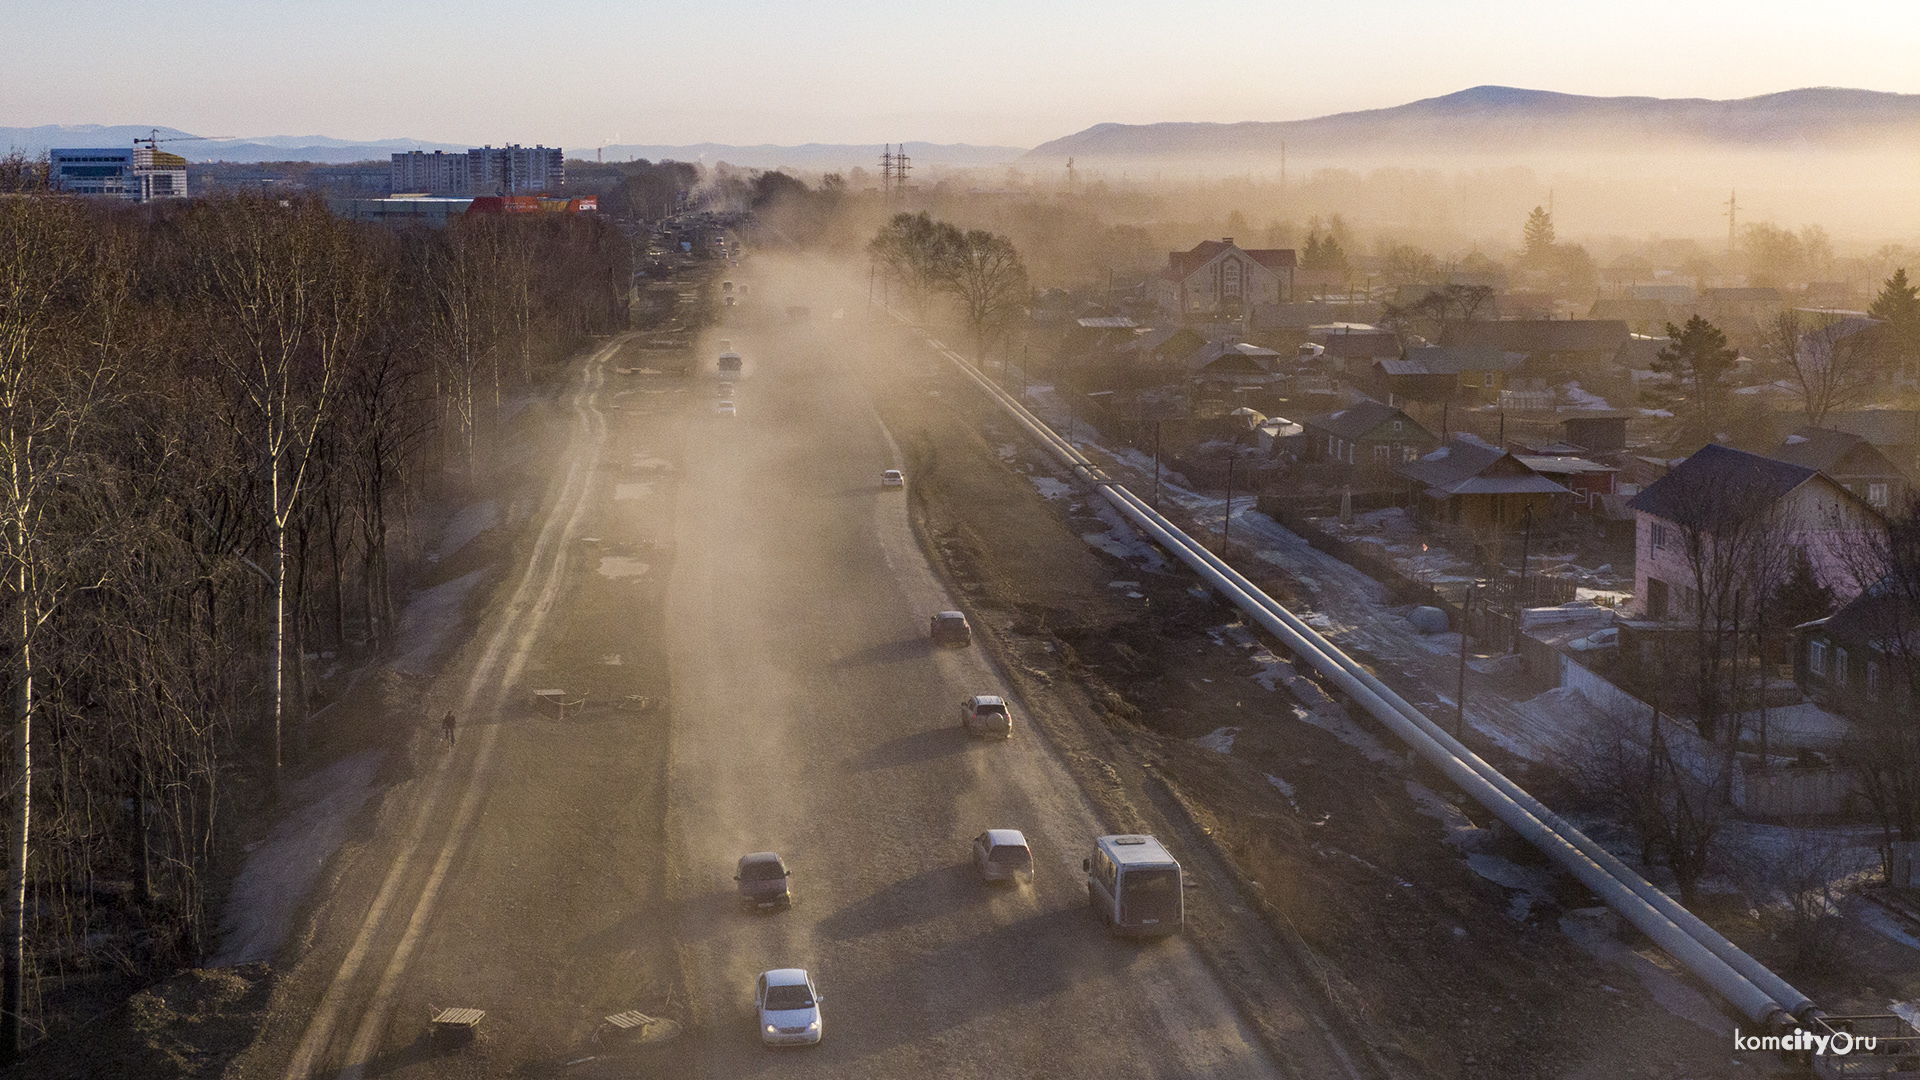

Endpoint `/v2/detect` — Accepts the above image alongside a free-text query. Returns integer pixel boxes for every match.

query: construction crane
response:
[133,129,231,153]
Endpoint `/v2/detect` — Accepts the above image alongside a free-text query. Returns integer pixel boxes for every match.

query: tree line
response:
[0,190,626,1059]
[868,211,1029,360]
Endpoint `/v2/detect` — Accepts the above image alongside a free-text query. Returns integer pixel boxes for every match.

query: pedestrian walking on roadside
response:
[442,710,457,746]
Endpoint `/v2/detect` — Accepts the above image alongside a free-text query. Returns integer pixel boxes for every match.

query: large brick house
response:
[1626,444,1879,620]
[1153,239,1296,316]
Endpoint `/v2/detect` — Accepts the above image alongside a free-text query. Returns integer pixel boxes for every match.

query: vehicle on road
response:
[718,351,742,374]
[734,852,792,910]
[959,694,1013,739]
[755,968,823,1046]
[717,400,736,417]
[972,829,1033,884]
[1084,834,1183,937]
[881,469,905,488]
[930,610,971,646]
[718,382,734,397]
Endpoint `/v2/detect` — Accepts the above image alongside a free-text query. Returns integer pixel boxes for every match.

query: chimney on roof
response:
[1222,237,1234,245]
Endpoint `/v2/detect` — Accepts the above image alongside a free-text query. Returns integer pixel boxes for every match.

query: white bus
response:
[1083,834,1183,937]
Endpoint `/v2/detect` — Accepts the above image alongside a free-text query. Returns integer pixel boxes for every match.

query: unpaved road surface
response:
[233,267,1358,1078]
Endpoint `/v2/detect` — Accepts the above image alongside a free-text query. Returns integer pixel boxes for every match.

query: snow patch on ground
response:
[1028,475,1071,500]
[395,569,487,676]
[1468,854,1559,921]
[597,556,650,579]
[439,501,499,558]
[213,750,383,965]
[1081,498,1170,569]
[1194,727,1239,753]
[1266,774,1299,811]
[1856,904,1920,951]
[1560,909,1732,1036]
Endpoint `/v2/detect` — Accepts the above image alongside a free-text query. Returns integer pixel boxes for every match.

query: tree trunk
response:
[3,574,31,1063]
[270,458,285,797]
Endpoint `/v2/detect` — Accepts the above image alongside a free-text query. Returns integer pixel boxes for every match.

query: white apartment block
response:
[391,145,565,196]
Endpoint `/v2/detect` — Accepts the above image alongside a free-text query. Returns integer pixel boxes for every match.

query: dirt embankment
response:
[871,330,1771,1080]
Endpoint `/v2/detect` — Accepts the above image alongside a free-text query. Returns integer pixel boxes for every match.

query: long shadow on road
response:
[814,862,991,942]
[846,725,969,773]
[829,637,933,669]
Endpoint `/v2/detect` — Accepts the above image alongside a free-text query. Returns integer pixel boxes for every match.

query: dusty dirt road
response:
[661,305,1295,1077]
[232,265,1361,1078]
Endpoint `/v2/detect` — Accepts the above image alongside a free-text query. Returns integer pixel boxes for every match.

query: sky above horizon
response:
[7,0,1919,149]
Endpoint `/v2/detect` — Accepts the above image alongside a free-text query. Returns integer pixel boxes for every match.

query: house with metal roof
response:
[1771,428,1910,511]
[1395,436,1569,528]
[1297,399,1437,478]
[1186,341,1281,381]
[1795,576,1917,722]
[1368,345,1525,403]
[1625,443,1880,621]
[1440,319,1630,376]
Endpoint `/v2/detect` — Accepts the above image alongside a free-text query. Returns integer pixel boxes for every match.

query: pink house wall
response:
[1633,478,1880,619]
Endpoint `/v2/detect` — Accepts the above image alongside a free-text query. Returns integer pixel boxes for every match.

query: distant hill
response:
[0,125,468,163]
[1024,86,1920,163]
[589,141,1025,171]
[1,126,1025,169]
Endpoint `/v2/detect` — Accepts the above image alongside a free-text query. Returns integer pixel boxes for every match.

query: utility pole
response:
[1221,456,1236,550]
[1456,581,1472,738]
[1726,190,1738,256]
[1515,502,1535,633]
[1153,420,1163,510]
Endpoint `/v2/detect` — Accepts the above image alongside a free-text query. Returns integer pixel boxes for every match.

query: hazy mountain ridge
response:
[588,141,1026,170]
[1024,86,1920,161]
[0,124,470,163]
[1,125,1024,168]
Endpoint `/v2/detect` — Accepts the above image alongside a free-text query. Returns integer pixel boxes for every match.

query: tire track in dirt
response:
[283,338,618,1080]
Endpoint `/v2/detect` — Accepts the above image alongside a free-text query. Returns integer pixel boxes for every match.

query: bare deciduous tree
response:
[1765,309,1873,429]
[945,229,1029,361]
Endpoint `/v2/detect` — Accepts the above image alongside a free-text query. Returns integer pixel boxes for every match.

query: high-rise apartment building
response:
[390,145,565,196]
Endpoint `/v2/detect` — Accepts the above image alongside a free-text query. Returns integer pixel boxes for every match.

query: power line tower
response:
[893,144,911,200]
[1725,189,1739,255]
[879,144,895,198]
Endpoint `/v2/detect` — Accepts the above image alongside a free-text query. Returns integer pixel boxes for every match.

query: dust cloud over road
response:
[663,258,1285,1077]
[238,256,1319,1080]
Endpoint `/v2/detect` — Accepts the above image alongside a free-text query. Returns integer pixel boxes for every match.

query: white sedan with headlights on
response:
[755,968,823,1046]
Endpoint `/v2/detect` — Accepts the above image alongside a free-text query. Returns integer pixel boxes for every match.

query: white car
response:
[972,829,1034,884]
[881,469,905,488]
[717,400,736,417]
[755,968,823,1046]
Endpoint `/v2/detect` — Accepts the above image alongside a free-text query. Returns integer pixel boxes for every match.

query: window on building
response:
[1392,420,1403,432]
[1870,482,1890,508]
[1868,660,1881,699]
[1373,444,1390,463]
[1222,259,1242,299]
[1646,578,1669,618]
[1835,647,1850,688]
[1650,522,1670,551]
[1809,639,1827,677]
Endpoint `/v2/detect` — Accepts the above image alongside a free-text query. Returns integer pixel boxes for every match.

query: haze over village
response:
[4,2,1920,1078]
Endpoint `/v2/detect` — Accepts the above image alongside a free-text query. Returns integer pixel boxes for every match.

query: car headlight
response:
[807,1020,819,1031]
[766,1024,777,1034]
